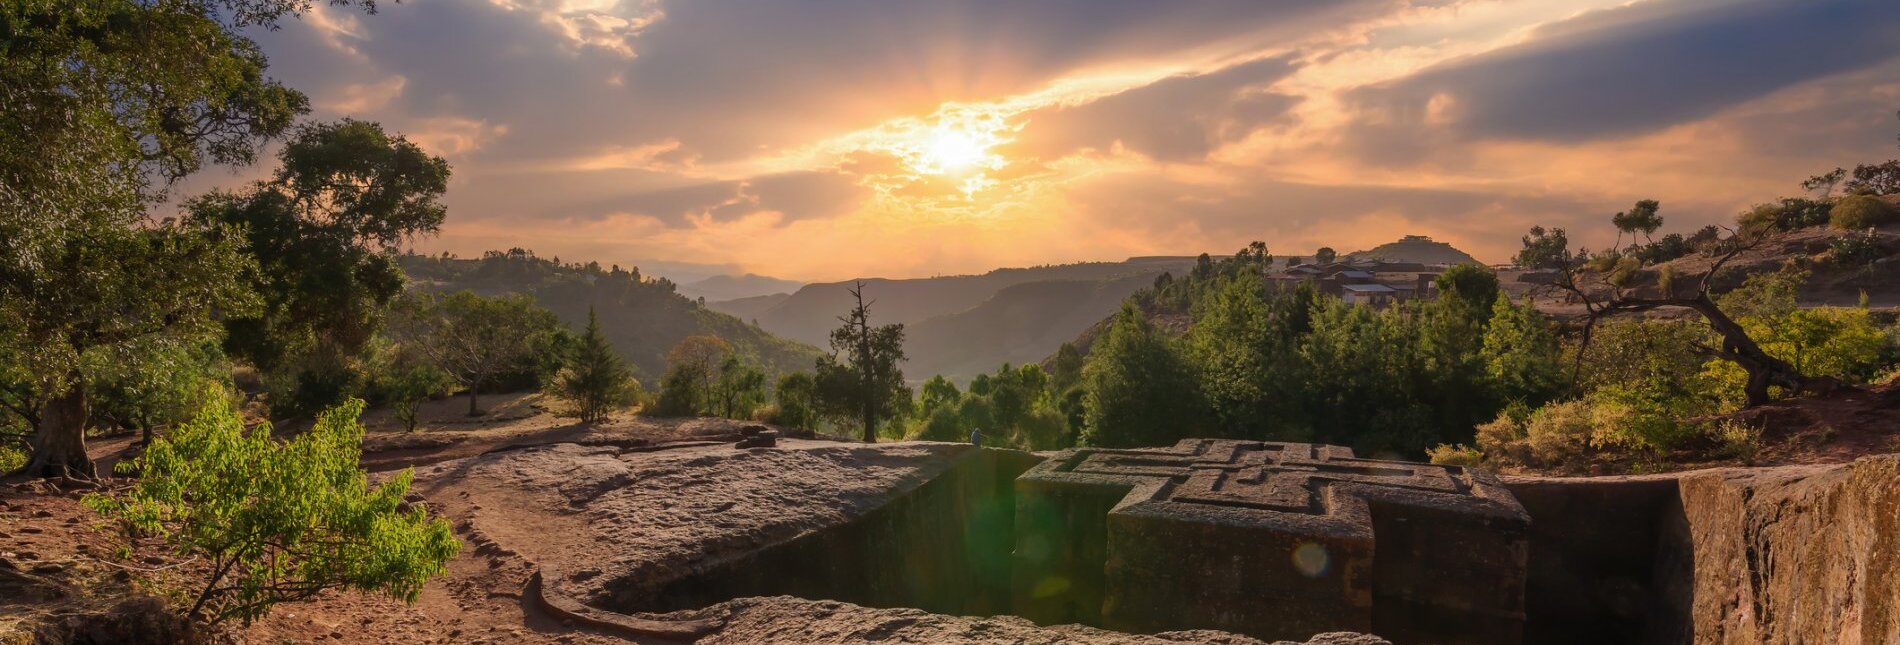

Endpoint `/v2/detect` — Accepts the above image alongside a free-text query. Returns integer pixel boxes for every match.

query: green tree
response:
[380,364,453,433]
[187,119,449,412]
[712,353,766,420]
[85,337,229,445]
[918,375,962,417]
[1480,296,1566,405]
[1185,274,1283,439]
[1610,199,1664,248]
[1514,226,1575,270]
[84,396,458,628]
[771,372,819,429]
[1,0,383,477]
[1081,305,1208,448]
[1049,343,1086,392]
[814,282,910,443]
[554,308,639,423]
[389,292,565,416]
[1313,247,1338,265]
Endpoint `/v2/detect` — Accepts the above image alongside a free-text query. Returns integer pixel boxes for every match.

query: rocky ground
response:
[1,403,1386,644]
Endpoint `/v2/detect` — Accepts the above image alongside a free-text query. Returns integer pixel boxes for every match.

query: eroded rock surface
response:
[689,596,1390,645]
[1678,455,1900,644]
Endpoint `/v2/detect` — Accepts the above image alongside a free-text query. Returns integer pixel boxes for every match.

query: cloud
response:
[1009,55,1305,161]
[1351,0,1900,143]
[193,0,1900,282]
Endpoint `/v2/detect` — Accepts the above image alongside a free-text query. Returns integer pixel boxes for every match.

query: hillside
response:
[903,274,1160,379]
[707,292,791,320]
[718,254,1193,353]
[677,273,804,302]
[1346,235,1483,266]
[399,251,822,380]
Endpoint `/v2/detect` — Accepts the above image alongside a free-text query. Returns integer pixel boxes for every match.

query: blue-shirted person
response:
[970,428,983,446]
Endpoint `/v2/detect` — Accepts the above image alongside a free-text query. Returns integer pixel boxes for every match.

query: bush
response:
[1829,230,1886,267]
[1523,400,1596,466]
[1739,198,1832,232]
[1427,443,1483,467]
[85,397,458,627]
[1829,195,1900,230]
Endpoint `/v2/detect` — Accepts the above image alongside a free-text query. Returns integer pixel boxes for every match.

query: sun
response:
[920,129,989,174]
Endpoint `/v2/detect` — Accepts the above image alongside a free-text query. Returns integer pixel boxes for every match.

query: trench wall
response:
[1505,455,1900,645]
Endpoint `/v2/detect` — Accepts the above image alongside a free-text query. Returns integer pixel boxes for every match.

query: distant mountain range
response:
[707,257,1196,380]
[676,273,805,302]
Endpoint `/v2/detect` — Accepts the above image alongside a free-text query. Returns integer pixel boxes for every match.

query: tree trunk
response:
[861,405,875,444]
[1683,294,1821,406]
[25,381,95,479]
[466,387,481,417]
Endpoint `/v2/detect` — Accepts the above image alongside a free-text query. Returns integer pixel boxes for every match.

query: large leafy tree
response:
[389,291,565,416]
[1081,304,1208,448]
[1,0,376,477]
[814,282,909,443]
[187,119,449,411]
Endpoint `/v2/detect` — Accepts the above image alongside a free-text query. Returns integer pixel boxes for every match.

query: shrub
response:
[1739,198,1832,232]
[1522,399,1596,466]
[1585,383,1705,452]
[1427,444,1483,467]
[1829,230,1886,267]
[1829,195,1900,230]
[85,397,459,627]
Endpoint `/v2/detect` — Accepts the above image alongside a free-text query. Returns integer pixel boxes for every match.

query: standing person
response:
[970,428,984,446]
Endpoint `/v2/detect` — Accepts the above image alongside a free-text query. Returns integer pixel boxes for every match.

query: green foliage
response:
[379,364,454,432]
[84,396,458,626]
[1844,160,1900,196]
[1482,297,1566,406]
[712,354,767,420]
[651,335,768,419]
[1049,343,1085,392]
[1184,274,1309,441]
[650,364,708,417]
[85,337,230,441]
[1829,230,1887,268]
[396,250,821,380]
[1514,226,1576,270]
[814,284,910,442]
[388,291,567,416]
[1,0,378,477]
[1739,198,1832,233]
[1630,233,1692,264]
[1611,199,1665,243]
[187,119,449,413]
[1081,305,1209,448]
[1313,247,1338,265]
[1829,194,1900,230]
[554,308,640,423]
[1705,306,1891,394]
[906,364,1070,449]
[1426,444,1483,467]
[768,372,819,429]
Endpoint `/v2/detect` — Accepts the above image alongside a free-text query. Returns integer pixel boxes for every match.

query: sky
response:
[183,0,1900,283]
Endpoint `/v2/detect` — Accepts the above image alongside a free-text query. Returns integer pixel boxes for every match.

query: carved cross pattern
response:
[1057,439,1492,518]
